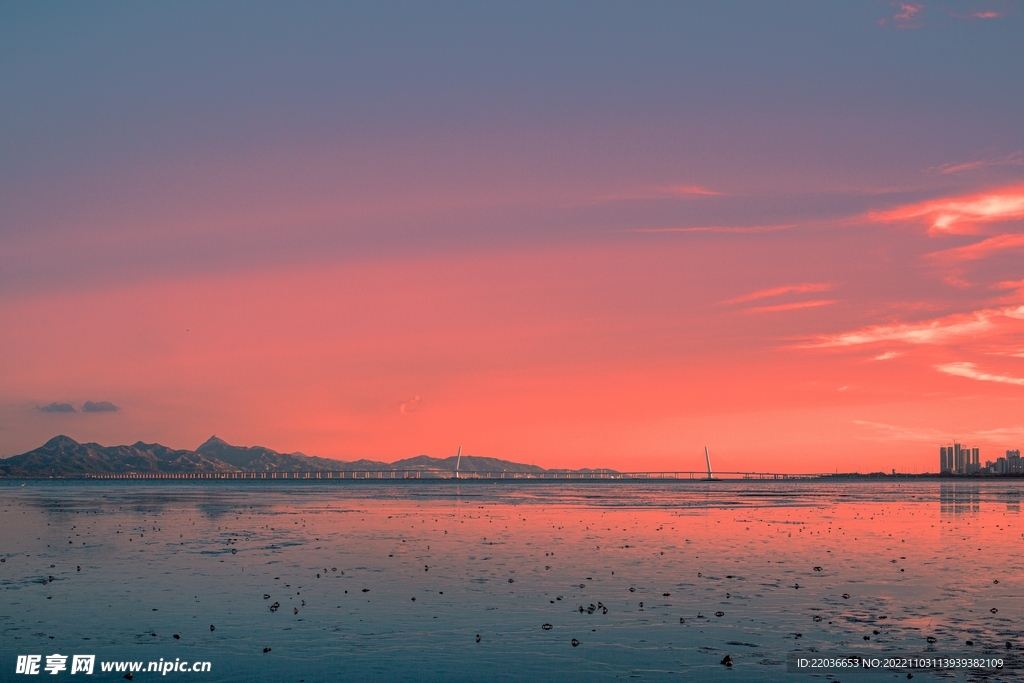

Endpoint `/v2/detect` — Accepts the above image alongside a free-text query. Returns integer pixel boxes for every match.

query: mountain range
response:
[0,435,606,477]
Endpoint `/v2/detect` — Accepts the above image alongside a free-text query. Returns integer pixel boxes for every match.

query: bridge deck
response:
[80,470,822,480]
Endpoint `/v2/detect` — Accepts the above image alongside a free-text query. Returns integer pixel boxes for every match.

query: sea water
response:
[1,480,1022,681]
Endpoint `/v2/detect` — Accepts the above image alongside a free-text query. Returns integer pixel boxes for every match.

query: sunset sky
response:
[2,2,1022,472]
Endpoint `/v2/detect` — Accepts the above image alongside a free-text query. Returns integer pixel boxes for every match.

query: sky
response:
[2,1,1023,473]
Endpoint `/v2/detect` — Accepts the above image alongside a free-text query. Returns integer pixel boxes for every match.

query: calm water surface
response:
[2,480,1022,681]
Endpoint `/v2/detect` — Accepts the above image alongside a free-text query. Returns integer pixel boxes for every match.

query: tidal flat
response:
[2,480,1022,681]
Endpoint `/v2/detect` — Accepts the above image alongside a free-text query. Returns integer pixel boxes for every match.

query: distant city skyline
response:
[940,443,1023,475]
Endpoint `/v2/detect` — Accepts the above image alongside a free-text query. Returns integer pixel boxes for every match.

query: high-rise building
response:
[940,443,981,474]
[1008,450,1022,474]
[955,443,966,474]
[939,443,995,474]
[940,446,953,474]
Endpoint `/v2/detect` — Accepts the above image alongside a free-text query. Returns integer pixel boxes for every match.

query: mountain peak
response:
[43,435,80,448]
[197,435,229,450]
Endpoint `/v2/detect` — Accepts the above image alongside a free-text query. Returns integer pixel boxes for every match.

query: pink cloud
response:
[926,232,1024,262]
[946,7,1005,20]
[856,419,1024,443]
[723,282,832,305]
[994,279,1024,297]
[936,361,1024,386]
[867,184,1024,234]
[806,306,1022,347]
[935,150,1024,174]
[592,185,721,203]
[398,395,423,414]
[746,299,836,314]
[896,3,923,20]
[879,2,925,28]
[634,224,794,235]
[852,420,946,442]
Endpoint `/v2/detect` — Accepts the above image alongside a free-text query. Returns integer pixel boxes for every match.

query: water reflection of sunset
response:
[3,481,1022,680]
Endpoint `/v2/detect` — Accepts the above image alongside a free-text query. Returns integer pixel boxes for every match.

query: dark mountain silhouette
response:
[0,436,613,477]
[194,436,388,472]
[0,435,235,477]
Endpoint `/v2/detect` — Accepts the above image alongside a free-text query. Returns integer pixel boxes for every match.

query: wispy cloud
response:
[995,278,1024,292]
[936,362,1024,386]
[867,184,1024,234]
[806,306,1024,347]
[974,425,1024,440]
[634,224,794,235]
[746,299,837,314]
[855,419,1024,443]
[872,351,901,361]
[934,150,1024,174]
[398,395,422,414]
[592,185,721,203]
[926,233,1024,263]
[947,8,1007,20]
[724,282,832,305]
[852,420,946,442]
[878,2,925,28]
[988,280,1024,305]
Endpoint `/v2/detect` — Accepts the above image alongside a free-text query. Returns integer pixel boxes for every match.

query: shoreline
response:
[2,472,1023,483]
